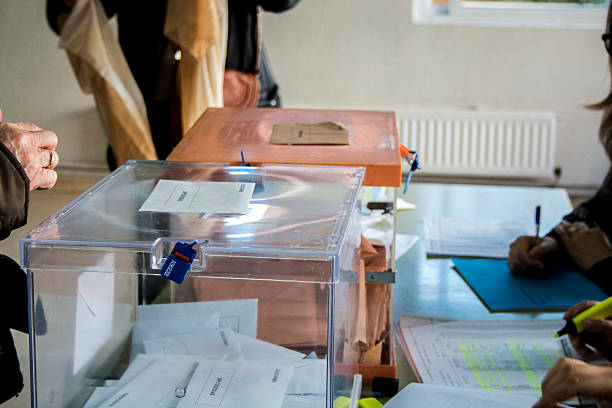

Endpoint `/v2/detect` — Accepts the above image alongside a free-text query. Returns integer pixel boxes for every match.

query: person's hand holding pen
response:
[509,205,563,274]
[508,235,560,274]
[554,221,612,272]
[564,300,612,361]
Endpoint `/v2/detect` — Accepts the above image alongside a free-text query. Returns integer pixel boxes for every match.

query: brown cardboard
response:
[270,122,350,145]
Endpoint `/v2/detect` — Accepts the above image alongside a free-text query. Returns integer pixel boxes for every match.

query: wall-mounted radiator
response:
[397,110,556,179]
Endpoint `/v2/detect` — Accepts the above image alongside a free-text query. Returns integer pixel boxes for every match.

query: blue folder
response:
[451,257,607,312]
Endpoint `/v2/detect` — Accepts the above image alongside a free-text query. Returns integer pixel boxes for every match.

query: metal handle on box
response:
[151,238,207,271]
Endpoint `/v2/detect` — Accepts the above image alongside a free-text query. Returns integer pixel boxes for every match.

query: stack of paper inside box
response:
[82,299,327,408]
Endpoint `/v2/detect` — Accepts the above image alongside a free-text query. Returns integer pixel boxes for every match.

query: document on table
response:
[139,180,255,214]
[452,257,607,312]
[424,216,529,258]
[176,361,293,408]
[384,383,539,408]
[401,319,577,398]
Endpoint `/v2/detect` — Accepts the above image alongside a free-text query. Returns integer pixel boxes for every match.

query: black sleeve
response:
[562,167,612,232]
[0,256,28,334]
[46,0,119,34]
[258,0,301,12]
[546,166,612,247]
[0,143,28,241]
[584,256,612,296]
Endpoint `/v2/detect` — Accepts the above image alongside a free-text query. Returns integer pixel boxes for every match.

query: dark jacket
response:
[560,166,612,238]
[548,166,612,293]
[587,256,612,295]
[46,0,300,160]
[0,143,30,403]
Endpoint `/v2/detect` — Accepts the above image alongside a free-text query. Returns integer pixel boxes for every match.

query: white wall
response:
[0,0,609,187]
[0,0,108,171]
[262,0,611,187]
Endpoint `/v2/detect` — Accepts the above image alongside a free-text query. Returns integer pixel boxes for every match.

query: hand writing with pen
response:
[508,222,612,275]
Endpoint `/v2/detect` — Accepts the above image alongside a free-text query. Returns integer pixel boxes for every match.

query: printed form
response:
[402,319,576,398]
[424,216,529,258]
[139,180,255,214]
[177,361,293,408]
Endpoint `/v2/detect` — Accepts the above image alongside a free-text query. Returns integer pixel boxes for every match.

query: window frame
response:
[412,0,608,29]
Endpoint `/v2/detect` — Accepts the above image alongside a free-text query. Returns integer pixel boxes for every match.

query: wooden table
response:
[392,182,573,386]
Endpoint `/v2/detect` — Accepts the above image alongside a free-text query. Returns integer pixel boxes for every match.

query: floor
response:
[0,171,588,408]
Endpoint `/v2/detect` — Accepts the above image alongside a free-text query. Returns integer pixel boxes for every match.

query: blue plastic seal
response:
[160,242,197,284]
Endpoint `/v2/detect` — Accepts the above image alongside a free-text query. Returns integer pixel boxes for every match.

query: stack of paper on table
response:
[396,317,578,399]
[82,300,327,408]
[424,216,529,258]
[452,257,607,312]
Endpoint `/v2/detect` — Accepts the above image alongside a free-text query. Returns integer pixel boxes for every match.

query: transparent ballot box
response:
[22,161,364,408]
[168,108,402,381]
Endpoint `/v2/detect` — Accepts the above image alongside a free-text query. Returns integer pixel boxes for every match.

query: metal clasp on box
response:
[340,269,396,284]
[366,269,396,283]
[151,238,207,272]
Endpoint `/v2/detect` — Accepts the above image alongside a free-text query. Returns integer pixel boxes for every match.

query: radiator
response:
[397,110,556,179]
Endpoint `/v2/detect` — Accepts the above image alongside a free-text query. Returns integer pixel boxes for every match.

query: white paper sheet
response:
[139,180,255,214]
[83,355,158,408]
[176,361,294,408]
[137,299,258,338]
[95,355,200,407]
[401,319,575,398]
[424,216,530,258]
[395,233,419,260]
[396,197,416,211]
[285,359,326,395]
[131,313,219,359]
[142,327,241,360]
[74,268,115,374]
[73,253,134,376]
[384,383,539,407]
[234,333,305,364]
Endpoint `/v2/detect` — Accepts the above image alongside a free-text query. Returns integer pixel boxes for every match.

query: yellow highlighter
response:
[554,296,612,338]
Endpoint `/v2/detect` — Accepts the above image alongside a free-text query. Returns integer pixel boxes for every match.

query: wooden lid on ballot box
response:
[168,108,401,187]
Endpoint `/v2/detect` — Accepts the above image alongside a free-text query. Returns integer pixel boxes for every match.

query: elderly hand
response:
[533,358,612,408]
[0,109,59,190]
[554,221,612,272]
[508,235,560,275]
[564,300,612,361]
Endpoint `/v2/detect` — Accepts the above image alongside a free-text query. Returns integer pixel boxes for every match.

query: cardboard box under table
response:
[168,107,402,382]
[23,161,364,408]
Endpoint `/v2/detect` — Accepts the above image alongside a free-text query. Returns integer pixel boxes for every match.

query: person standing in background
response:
[46,0,300,169]
[0,109,59,403]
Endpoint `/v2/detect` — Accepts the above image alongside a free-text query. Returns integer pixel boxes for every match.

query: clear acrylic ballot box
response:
[22,161,364,408]
[168,108,402,381]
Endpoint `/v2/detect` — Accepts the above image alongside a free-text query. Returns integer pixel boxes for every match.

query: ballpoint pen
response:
[535,205,541,243]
